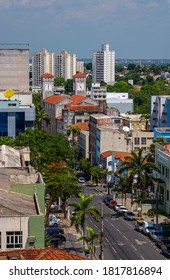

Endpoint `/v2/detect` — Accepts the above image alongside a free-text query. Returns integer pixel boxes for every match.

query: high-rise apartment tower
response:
[92,43,115,84]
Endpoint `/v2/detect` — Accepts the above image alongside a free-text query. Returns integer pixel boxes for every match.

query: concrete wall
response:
[0,49,29,92]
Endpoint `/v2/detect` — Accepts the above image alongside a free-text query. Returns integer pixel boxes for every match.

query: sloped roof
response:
[66,95,86,106]
[73,73,86,78]
[43,95,66,104]
[101,151,131,162]
[72,122,89,131]
[0,247,88,260]
[64,105,102,111]
[41,73,54,77]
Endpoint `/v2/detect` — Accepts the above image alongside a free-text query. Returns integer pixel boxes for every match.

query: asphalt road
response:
[82,183,167,260]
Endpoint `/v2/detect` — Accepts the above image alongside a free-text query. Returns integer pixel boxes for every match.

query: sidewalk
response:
[95,185,170,223]
[59,217,84,256]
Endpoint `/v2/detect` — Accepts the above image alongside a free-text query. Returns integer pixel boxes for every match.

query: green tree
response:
[90,166,103,184]
[114,175,132,206]
[86,75,92,90]
[65,79,73,94]
[35,108,50,130]
[80,157,91,176]
[45,162,80,222]
[54,77,65,86]
[32,93,42,110]
[15,129,73,172]
[100,81,107,87]
[107,81,133,93]
[153,136,167,143]
[67,125,80,146]
[0,136,15,146]
[69,194,100,236]
[118,148,159,192]
[79,226,99,259]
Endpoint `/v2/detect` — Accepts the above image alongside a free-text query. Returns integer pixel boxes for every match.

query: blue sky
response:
[0,0,169,59]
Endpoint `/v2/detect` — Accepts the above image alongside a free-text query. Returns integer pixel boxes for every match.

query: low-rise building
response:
[0,145,45,251]
[154,142,170,214]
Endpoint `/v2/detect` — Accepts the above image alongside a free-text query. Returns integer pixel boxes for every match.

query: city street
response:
[81,183,167,260]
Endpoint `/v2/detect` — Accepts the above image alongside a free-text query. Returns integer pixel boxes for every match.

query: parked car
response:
[49,235,66,248]
[46,227,64,236]
[103,195,112,203]
[49,234,66,242]
[156,237,170,248]
[149,230,164,242]
[78,177,85,183]
[124,211,136,220]
[161,244,170,258]
[105,197,114,206]
[135,219,144,232]
[50,202,58,210]
[114,204,123,211]
[142,221,154,235]
[48,214,61,227]
[108,199,117,208]
[117,206,128,214]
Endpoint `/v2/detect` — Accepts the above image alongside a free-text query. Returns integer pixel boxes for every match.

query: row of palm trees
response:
[69,148,160,258]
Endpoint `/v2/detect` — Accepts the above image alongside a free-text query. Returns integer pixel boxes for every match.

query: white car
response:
[117,206,128,214]
[78,177,85,183]
[48,214,61,227]
[114,204,123,211]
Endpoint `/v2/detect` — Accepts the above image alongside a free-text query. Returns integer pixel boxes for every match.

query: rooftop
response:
[0,247,88,260]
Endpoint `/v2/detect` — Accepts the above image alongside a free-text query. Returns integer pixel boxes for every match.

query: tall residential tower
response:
[92,43,115,84]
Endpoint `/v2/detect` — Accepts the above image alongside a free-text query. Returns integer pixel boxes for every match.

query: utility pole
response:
[99,202,104,260]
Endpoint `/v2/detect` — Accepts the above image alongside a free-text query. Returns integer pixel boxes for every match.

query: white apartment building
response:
[76,60,84,73]
[92,43,115,84]
[32,49,55,86]
[54,50,76,80]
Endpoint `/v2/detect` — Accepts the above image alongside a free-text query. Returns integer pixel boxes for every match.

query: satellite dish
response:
[123,126,130,132]
[4,88,15,99]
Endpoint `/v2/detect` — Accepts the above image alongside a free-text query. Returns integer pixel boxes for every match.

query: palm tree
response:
[78,226,99,259]
[69,194,100,237]
[118,148,159,192]
[35,108,50,130]
[67,125,80,146]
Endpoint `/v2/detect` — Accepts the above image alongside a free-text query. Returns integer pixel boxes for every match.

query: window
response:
[134,138,140,145]
[141,138,146,145]
[162,165,165,175]
[6,231,22,249]
[167,190,169,201]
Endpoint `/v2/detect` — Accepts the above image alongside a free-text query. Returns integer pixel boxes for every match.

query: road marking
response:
[140,255,145,260]
[118,242,124,246]
[111,246,117,253]
[135,239,147,245]
[131,244,137,251]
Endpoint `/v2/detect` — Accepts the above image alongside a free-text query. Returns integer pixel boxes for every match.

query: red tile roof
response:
[41,73,54,77]
[67,95,86,106]
[43,95,66,104]
[56,116,63,120]
[101,151,131,162]
[72,122,89,131]
[0,248,88,260]
[64,105,102,111]
[73,73,86,77]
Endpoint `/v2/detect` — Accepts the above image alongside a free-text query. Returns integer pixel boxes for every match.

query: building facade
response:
[150,95,170,131]
[54,50,76,80]
[0,45,29,92]
[32,49,55,87]
[92,43,115,84]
